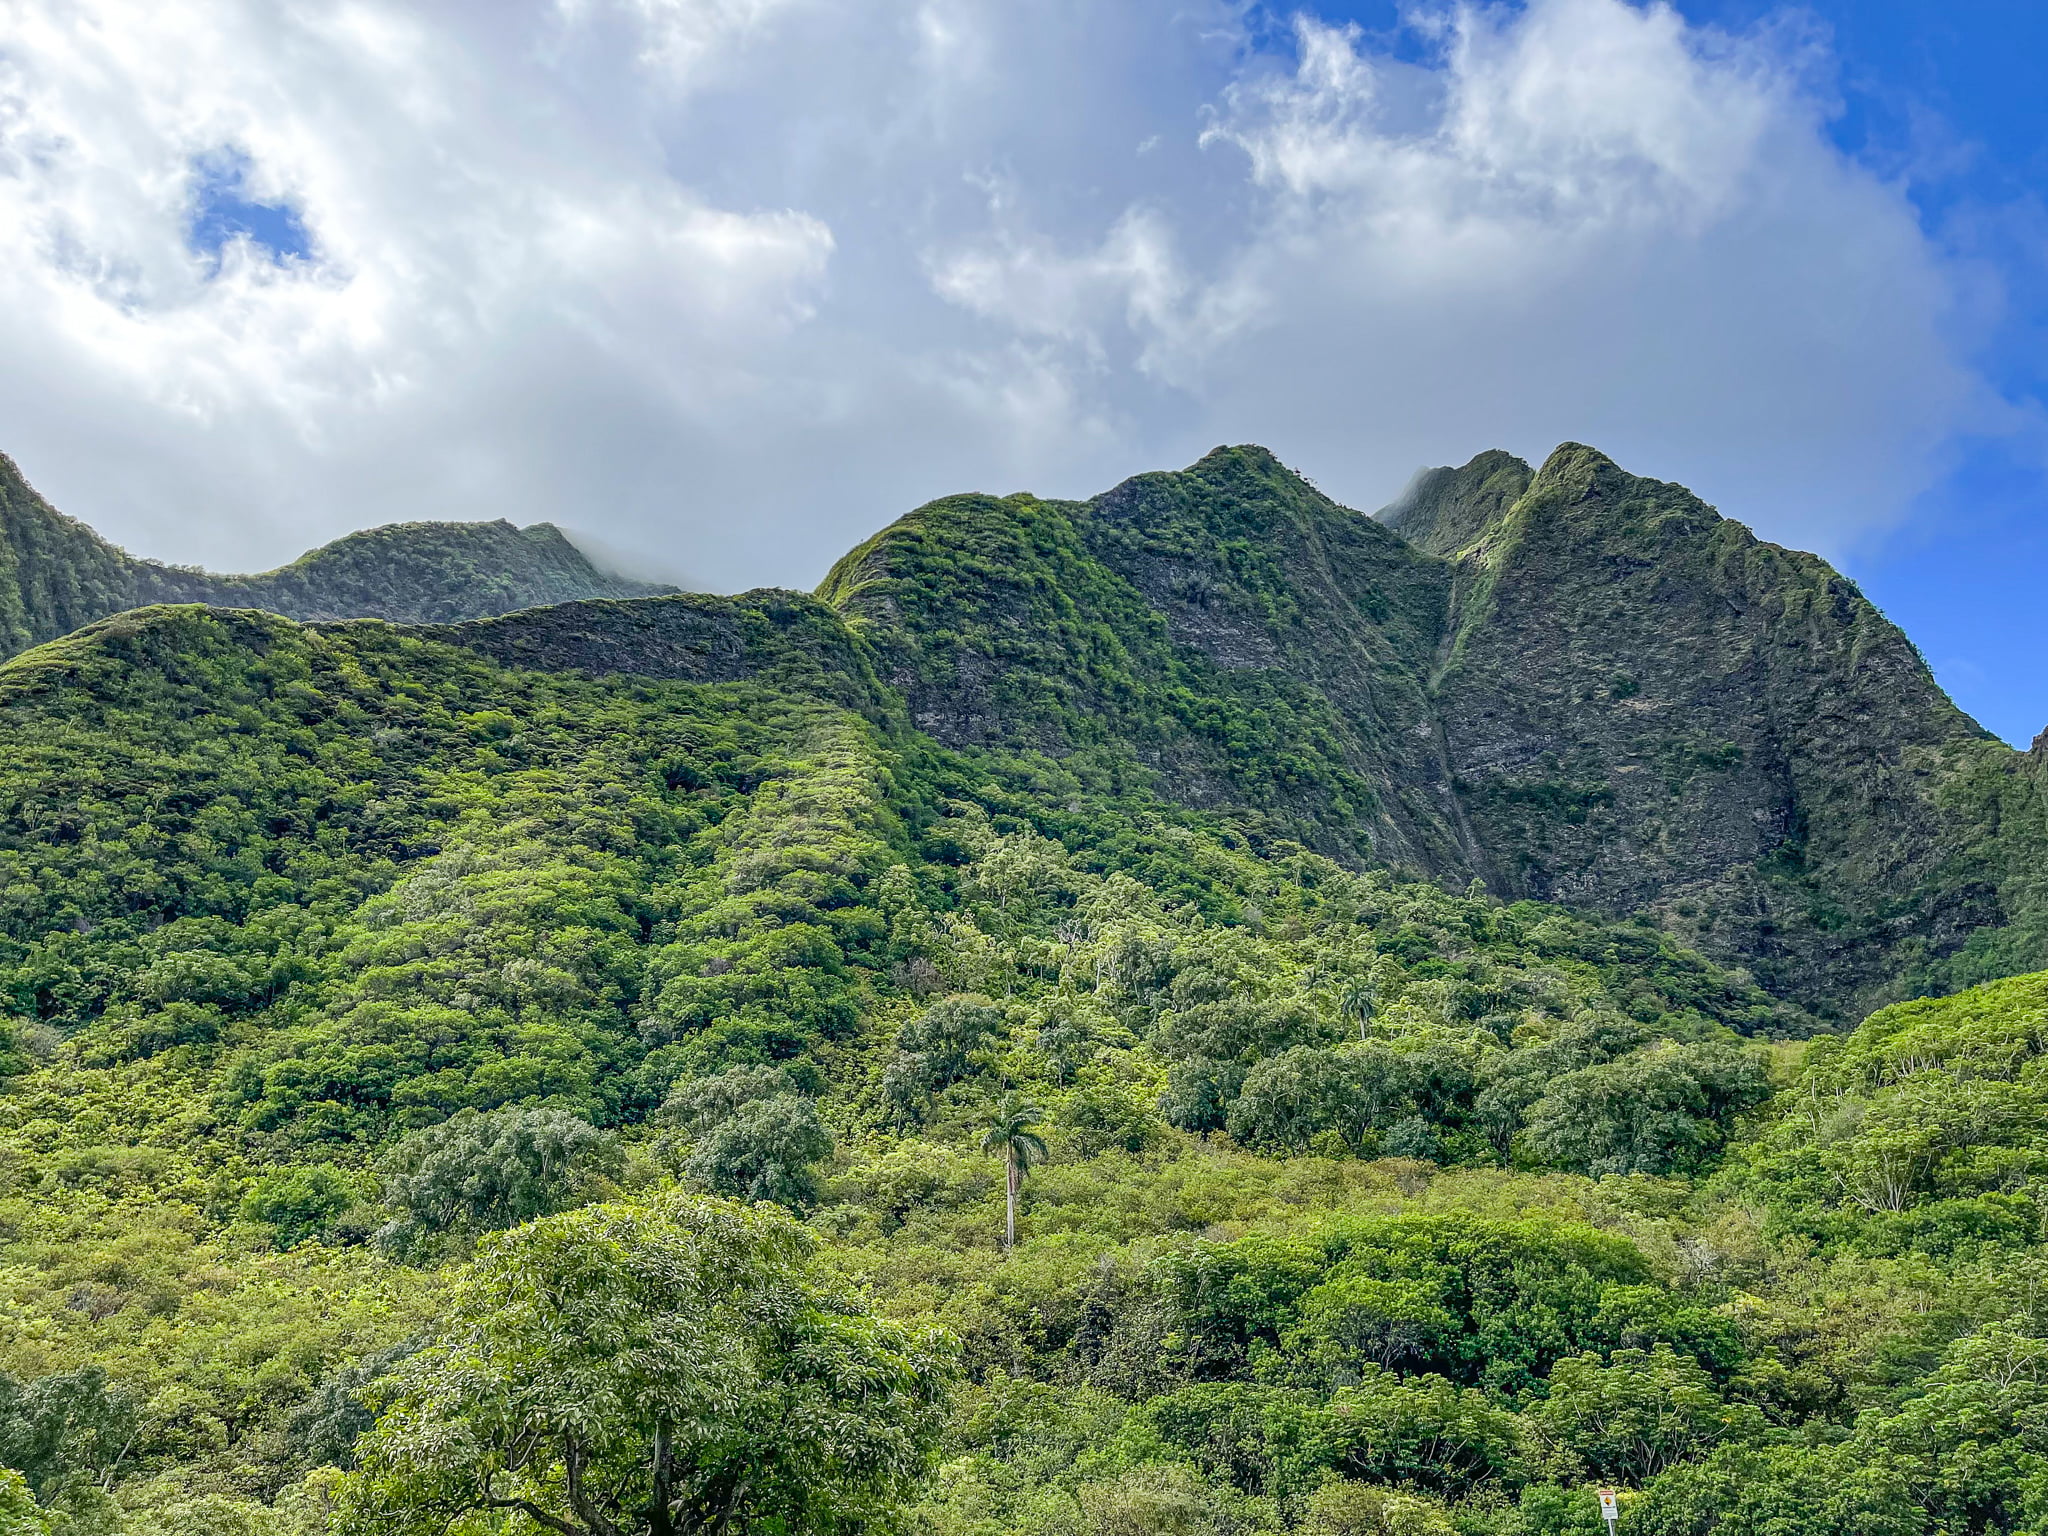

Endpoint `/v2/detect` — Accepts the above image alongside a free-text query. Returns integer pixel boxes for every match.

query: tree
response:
[0,1366,140,1508]
[979,1092,1048,1251]
[1338,980,1378,1043]
[1634,1443,1922,1536]
[285,1343,421,1471]
[1531,1345,1762,1484]
[659,1066,834,1210]
[885,995,1006,1124]
[1226,1044,1419,1155]
[375,1105,624,1261]
[0,1471,46,1536]
[1301,1479,1454,1536]
[1522,1042,1770,1177]
[1291,1273,1459,1378]
[685,1095,834,1210]
[338,1195,954,1536]
[241,1163,358,1249]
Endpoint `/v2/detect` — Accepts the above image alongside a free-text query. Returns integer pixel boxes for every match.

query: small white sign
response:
[1599,1490,1619,1521]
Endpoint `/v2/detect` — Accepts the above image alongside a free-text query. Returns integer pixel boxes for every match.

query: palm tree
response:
[1339,978,1378,1041]
[979,1092,1049,1252]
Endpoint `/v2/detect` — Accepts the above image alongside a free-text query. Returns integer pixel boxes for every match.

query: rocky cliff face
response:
[0,452,672,659]
[1379,449,1532,558]
[1419,445,1997,1008]
[817,448,1473,866]
[815,442,2027,1015]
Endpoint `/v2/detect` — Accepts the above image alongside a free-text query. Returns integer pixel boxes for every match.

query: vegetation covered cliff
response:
[807,442,2044,1018]
[0,597,2046,1536]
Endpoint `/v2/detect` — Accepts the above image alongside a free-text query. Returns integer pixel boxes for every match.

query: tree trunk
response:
[648,1423,675,1536]
[1004,1146,1018,1251]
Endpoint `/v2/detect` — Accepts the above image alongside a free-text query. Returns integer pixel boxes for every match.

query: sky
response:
[0,0,2042,739]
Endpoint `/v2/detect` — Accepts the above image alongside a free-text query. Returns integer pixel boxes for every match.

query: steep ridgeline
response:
[801,444,2047,1016]
[1391,444,2027,1013]
[21,434,2036,1016]
[816,448,1469,872]
[0,451,671,658]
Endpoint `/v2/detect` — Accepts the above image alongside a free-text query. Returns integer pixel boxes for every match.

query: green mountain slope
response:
[15,433,2048,1533]
[3,597,2048,1534]
[11,439,2042,1017]
[1418,445,2003,1010]
[0,452,672,659]
[0,457,140,657]
[802,442,2042,1017]
[817,448,1466,872]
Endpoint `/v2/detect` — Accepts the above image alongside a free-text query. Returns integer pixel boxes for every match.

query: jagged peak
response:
[1188,442,1288,475]
[1526,441,1629,499]
[1193,443,1341,504]
[1089,443,1308,510]
[1380,449,1533,558]
[1385,442,1742,566]
[1512,443,1748,558]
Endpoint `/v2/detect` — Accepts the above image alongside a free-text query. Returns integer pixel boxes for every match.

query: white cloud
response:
[0,0,2020,587]
[934,1,1998,554]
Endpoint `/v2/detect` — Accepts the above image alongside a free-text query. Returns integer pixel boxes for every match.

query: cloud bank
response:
[0,0,2013,587]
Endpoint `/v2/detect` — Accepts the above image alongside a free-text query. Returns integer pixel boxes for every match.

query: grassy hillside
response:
[3,605,2048,1533]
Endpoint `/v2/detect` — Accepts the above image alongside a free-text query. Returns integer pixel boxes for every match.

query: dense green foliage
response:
[17,438,2048,1019]
[2,603,2046,1535]
[340,1195,952,1536]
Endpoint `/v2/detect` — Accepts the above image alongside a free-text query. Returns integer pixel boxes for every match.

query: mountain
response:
[803,443,2035,1016]
[6,438,2048,1534]
[0,450,673,659]
[1390,444,2022,1012]
[232,439,2031,1019]
[14,437,2031,1016]
[815,446,1463,868]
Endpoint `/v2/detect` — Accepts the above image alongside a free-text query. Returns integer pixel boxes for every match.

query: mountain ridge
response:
[805,440,2038,1015]
[0,451,674,658]
[9,435,2048,1533]
[6,437,2043,1018]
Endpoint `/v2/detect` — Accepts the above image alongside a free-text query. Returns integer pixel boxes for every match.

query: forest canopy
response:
[0,606,2042,1536]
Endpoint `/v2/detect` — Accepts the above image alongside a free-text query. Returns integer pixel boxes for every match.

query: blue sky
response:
[1,0,2042,740]
[188,148,314,270]
[1759,0,2047,746]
